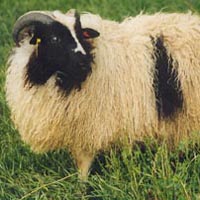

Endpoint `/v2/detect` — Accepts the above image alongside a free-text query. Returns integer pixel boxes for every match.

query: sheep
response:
[6,9,200,180]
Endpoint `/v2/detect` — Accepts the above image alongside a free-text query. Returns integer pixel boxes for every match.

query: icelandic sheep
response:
[6,10,200,180]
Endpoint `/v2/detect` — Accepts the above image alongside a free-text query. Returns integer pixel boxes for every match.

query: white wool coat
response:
[6,11,200,178]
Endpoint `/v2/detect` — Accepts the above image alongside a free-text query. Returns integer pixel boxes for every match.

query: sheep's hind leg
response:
[75,151,94,181]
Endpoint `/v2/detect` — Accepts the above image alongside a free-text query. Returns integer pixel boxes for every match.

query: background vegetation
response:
[0,0,200,199]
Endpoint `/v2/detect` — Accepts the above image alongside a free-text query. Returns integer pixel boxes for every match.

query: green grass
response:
[0,0,200,199]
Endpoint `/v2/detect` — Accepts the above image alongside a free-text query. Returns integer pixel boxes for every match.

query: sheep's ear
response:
[30,36,38,45]
[82,28,100,39]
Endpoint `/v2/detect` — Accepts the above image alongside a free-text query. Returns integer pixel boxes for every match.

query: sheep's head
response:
[13,10,100,94]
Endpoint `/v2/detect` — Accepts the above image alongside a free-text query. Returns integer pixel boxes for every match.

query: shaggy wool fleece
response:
[6,11,200,178]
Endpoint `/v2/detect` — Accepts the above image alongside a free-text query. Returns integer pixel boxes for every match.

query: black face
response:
[25,17,99,94]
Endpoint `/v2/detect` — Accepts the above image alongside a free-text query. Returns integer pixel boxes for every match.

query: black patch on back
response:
[25,20,93,94]
[152,36,183,118]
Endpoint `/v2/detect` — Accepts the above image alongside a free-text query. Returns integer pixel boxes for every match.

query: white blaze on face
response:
[52,11,86,55]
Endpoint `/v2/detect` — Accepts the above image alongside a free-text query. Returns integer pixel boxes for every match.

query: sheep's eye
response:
[50,36,61,44]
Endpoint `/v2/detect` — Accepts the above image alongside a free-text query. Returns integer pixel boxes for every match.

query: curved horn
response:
[13,11,55,45]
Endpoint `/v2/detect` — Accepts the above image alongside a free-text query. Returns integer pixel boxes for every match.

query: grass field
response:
[0,0,200,199]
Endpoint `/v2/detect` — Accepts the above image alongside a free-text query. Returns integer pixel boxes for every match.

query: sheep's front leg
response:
[75,151,94,181]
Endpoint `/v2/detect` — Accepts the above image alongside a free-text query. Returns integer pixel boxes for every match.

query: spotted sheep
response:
[6,10,200,180]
